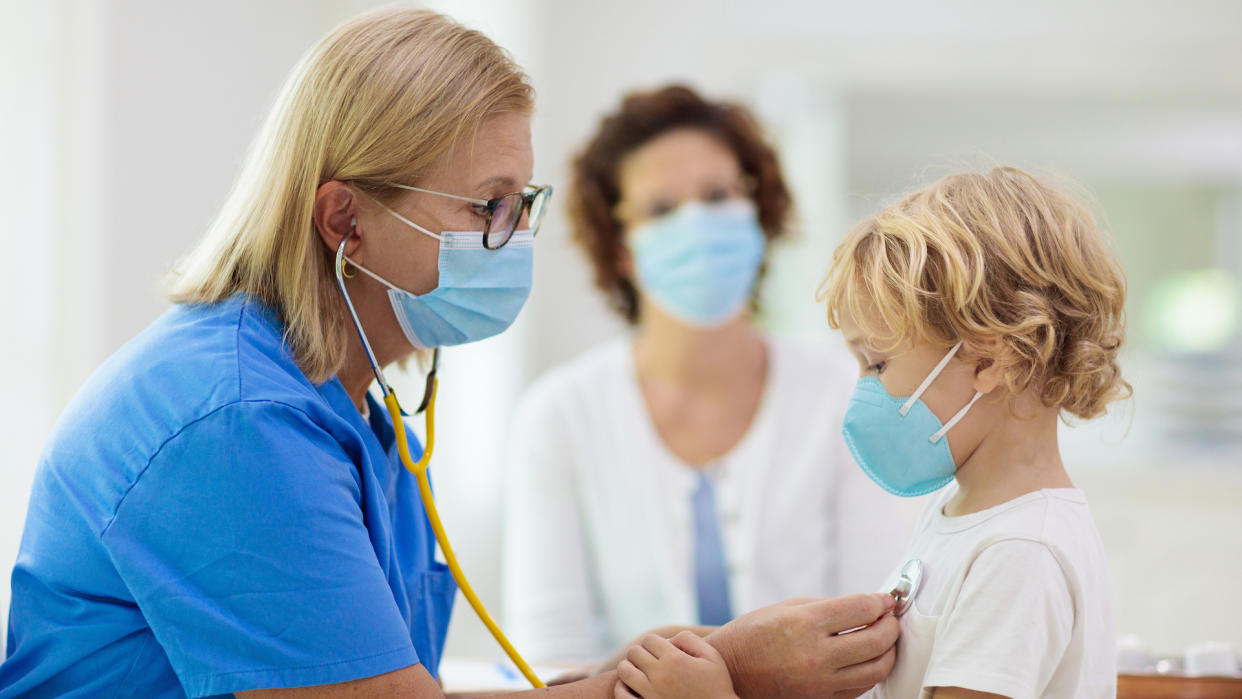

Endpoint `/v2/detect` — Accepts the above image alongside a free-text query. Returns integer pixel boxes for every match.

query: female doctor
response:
[0,8,897,698]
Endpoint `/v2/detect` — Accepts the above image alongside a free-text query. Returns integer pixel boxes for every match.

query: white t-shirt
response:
[867,483,1116,699]
[501,335,907,662]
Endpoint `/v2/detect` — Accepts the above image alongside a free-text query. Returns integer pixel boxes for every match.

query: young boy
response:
[615,167,1127,698]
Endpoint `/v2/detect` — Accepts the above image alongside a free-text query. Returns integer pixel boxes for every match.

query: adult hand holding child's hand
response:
[561,593,898,697]
[706,593,899,699]
[614,631,737,699]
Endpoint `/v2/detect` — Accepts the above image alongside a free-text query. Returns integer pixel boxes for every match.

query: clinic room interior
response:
[3,0,1241,694]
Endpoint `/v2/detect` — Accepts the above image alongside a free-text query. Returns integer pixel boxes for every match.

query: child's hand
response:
[614,630,738,699]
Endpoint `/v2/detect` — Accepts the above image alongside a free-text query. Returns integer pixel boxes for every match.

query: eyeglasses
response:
[386,182,553,249]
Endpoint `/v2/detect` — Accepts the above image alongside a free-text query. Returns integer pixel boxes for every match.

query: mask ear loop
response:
[930,391,983,444]
[900,342,964,417]
[366,191,444,241]
[895,341,985,444]
[344,257,402,292]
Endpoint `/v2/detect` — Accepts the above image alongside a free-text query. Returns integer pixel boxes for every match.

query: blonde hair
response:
[168,8,532,382]
[821,166,1130,420]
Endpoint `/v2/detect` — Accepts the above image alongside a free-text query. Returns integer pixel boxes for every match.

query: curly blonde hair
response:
[820,166,1131,420]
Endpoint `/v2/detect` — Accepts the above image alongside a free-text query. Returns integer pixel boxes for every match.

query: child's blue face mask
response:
[347,202,533,349]
[842,342,984,497]
[627,199,766,327]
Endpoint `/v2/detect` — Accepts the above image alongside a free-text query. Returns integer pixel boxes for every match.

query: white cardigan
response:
[501,336,908,662]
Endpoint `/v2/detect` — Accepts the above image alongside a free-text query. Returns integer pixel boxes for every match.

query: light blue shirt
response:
[1,296,455,697]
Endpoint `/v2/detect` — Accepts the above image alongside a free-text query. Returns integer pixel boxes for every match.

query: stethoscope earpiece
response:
[341,217,359,278]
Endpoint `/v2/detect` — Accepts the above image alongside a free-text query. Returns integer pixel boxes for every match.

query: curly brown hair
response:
[567,84,792,324]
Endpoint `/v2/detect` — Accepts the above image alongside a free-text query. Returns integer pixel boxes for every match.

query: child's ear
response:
[970,339,1011,394]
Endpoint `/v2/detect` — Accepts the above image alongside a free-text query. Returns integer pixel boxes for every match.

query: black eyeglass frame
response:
[383,182,553,249]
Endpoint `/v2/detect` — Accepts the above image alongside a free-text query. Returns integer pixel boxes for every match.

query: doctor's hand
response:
[614,631,737,699]
[705,593,898,699]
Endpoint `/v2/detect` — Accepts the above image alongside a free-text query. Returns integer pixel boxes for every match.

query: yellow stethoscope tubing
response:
[383,387,545,689]
[334,231,543,688]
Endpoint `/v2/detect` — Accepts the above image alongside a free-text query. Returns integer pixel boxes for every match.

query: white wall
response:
[0,1,61,642]
[100,0,325,352]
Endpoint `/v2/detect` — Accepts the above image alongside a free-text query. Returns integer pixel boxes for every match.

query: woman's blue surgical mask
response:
[842,342,984,497]
[346,201,533,348]
[628,199,766,327]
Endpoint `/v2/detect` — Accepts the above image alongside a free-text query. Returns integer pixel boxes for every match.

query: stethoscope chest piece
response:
[890,558,924,617]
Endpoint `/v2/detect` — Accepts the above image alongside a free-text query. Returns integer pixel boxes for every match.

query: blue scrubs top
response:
[0,296,456,698]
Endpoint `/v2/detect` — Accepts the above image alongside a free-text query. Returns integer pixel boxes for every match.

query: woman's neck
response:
[633,303,763,389]
[337,334,380,411]
[945,401,1072,517]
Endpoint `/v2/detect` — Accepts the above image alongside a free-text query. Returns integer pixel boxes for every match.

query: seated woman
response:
[501,84,905,663]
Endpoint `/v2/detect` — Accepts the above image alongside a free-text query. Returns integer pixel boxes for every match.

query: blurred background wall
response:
[3,0,1240,662]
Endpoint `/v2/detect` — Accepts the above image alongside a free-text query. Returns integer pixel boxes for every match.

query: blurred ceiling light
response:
[1147,268,1241,354]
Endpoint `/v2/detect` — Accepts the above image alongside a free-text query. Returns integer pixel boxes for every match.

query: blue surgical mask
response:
[347,202,533,348]
[628,199,766,327]
[841,342,984,497]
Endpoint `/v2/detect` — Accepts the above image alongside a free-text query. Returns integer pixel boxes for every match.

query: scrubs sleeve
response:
[99,399,418,698]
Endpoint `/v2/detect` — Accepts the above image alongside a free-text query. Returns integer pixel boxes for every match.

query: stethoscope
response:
[334,227,545,688]
[890,559,924,617]
[334,220,924,682]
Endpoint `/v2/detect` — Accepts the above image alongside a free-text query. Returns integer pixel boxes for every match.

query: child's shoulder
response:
[922,485,1095,543]
[914,485,1107,598]
[924,486,1109,610]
